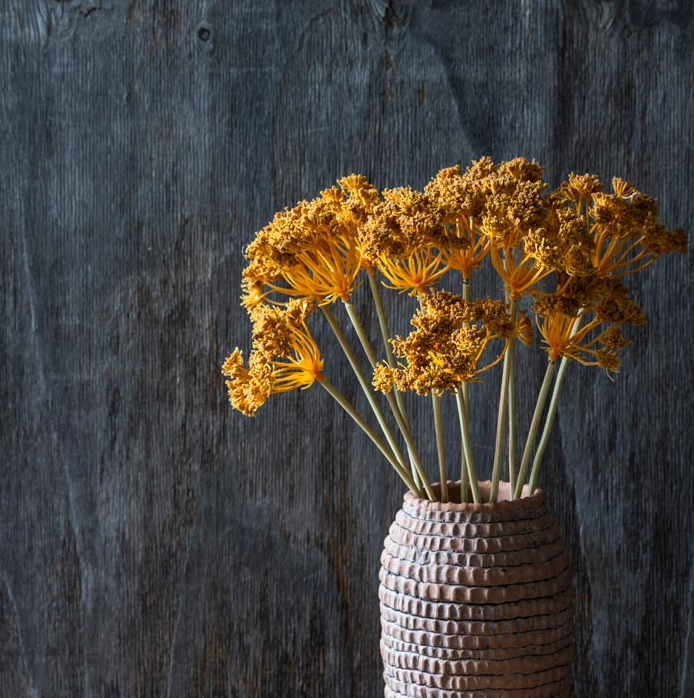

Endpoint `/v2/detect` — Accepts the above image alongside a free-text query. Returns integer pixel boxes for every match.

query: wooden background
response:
[1,1,692,696]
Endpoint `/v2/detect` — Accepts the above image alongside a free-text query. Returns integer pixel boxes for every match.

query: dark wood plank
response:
[1,1,692,696]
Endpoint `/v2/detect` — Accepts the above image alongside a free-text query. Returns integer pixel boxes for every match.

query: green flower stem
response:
[320,378,419,495]
[384,391,435,500]
[367,271,398,368]
[342,301,435,501]
[366,272,421,490]
[459,278,474,503]
[431,392,448,502]
[525,312,584,495]
[490,298,519,503]
[343,301,379,367]
[455,388,480,504]
[321,306,414,490]
[526,356,571,495]
[512,360,557,499]
[507,336,517,496]
[455,391,469,504]
[461,278,471,418]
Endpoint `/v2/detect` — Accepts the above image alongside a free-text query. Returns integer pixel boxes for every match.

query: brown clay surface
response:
[380,632,575,662]
[380,602,575,635]
[380,480,574,697]
[378,585,573,622]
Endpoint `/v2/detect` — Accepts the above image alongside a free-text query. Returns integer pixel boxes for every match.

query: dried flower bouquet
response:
[223,158,687,503]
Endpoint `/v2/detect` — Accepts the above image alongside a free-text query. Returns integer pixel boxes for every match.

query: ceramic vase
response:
[379,480,574,697]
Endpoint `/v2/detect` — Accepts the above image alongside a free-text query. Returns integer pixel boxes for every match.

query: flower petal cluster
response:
[424,163,490,280]
[532,173,687,375]
[222,299,323,416]
[534,274,646,375]
[243,176,379,306]
[551,175,687,277]
[358,186,451,295]
[373,290,523,395]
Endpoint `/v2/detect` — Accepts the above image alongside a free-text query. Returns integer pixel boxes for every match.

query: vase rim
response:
[404,479,545,512]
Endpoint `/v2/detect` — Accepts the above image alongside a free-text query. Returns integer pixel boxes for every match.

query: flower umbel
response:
[222,304,324,416]
[378,247,448,297]
[243,178,377,305]
[373,290,518,395]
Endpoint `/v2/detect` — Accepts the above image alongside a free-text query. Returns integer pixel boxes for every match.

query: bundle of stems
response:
[223,159,687,503]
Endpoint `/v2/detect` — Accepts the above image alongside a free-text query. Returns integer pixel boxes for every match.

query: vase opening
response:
[413,479,538,507]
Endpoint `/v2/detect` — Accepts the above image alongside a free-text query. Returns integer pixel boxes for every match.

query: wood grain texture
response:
[0,1,692,696]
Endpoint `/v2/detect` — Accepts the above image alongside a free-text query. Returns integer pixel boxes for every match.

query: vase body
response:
[379,480,574,698]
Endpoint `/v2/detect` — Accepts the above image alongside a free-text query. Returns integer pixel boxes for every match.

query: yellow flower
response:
[537,310,630,376]
[443,233,489,281]
[549,174,687,279]
[222,349,274,417]
[377,247,448,296]
[357,186,445,267]
[250,299,314,357]
[490,241,553,300]
[477,160,547,246]
[423,164,487,277]
[270,324,325,392]
[551,173,604,207]
[240,277,268,313]
[374,290,514,395]
[591,183,687,276]
[244,178,374,305]
[272,233,362,304]
[223,308,324,415]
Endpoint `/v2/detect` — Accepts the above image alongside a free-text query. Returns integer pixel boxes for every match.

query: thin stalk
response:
[498,262,517,496]
[461,279,471,416]
[366,272,421,490]
[513,360,557,499]
[507,336,517,495]
[343,301,435,500]
[320,378,419,494]
[385,392,435,500]
[431,392,448,502]
[526,356,571,495]
[455,388,481,504]
[454,391,469,504]
[321,306,411,483]
[460,279,471,501]
[343,302,379,368]
[490,298,519,503]
[367,271,398,368]
[525,312,584,495]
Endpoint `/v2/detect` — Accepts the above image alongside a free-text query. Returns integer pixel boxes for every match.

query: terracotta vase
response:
[379,480,574,698]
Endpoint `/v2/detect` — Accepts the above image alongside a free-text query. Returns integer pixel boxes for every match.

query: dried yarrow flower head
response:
[359,186,449,295]
[373,290,517,395]
[243,176,379,306]
[423,164,490,281]
[224,160,688,504]
[222,299,323,416]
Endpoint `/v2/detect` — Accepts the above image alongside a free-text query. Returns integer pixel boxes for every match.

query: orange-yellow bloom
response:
[269,234,362,305]
[243,178,376,305]
[537,310,630,376]
[223,315,324,415]
[377,247,448,297]
[373,290,516,395]
[490,241,553,300]
[442,222,490,281]
[551,174,687,279]
[270,324,325,392]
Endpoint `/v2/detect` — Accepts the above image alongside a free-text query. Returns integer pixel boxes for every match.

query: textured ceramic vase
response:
[379,480,574,698]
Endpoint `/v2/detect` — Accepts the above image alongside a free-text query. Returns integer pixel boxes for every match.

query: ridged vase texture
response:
[379,481,574,698]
